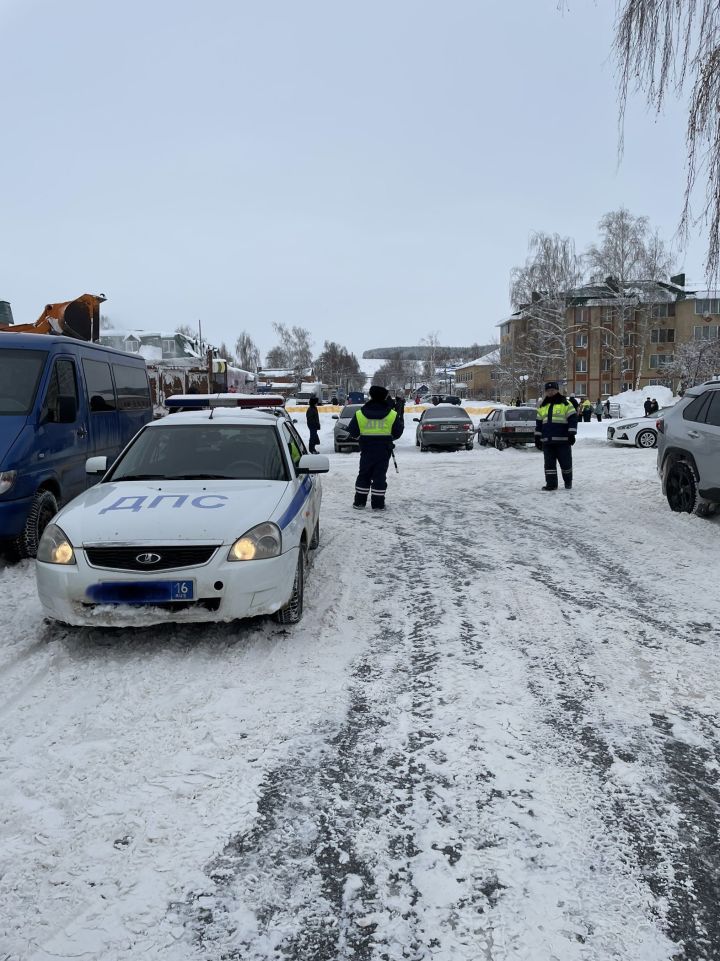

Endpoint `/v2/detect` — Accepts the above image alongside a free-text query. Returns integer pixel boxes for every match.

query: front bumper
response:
[607,427,633,446]
[36,545,299,626]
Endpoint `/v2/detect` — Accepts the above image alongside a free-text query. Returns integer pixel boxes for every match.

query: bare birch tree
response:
[235,331,261,372]
[510,232,583,396]
[614,0,720,278]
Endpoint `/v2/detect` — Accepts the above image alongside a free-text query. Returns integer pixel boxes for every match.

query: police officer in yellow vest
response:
[346,385,405,510]
[535,381,578,490]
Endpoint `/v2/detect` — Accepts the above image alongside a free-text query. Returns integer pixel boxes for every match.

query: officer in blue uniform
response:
[535,381,578,490]
[346,385,405,510]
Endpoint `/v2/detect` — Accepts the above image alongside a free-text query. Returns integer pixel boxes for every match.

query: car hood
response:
[55,480,289,545]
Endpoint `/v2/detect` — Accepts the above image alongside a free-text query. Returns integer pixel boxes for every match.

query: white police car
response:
[35,403,328,627]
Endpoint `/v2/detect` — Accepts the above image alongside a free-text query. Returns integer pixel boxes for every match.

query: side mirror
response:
[332,414,339,420]
[85,455,108,474]
[413,417,420,422]
[292,418,298,424]
[296,454,330,474]
[57,395,77,424]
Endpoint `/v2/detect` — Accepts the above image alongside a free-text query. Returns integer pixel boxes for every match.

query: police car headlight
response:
[228,522,282,561]
[37,524,76,565]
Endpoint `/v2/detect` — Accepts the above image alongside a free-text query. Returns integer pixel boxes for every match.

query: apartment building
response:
[500,276,719,400]
[454,349,502,399]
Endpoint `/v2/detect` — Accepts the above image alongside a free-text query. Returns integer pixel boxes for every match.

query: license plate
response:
[440,425,458,431]
[86,580,196,605]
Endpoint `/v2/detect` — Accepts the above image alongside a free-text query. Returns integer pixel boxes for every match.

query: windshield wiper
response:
[113,473,168,481]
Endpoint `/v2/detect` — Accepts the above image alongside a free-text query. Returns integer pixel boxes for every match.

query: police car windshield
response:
[0,349,48,415]
[109,424,289,482]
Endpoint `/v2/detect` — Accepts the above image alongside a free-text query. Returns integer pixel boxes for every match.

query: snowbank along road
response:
[1,413,719,961]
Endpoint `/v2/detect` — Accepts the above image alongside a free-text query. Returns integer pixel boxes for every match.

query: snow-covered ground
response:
[2,411,719,960]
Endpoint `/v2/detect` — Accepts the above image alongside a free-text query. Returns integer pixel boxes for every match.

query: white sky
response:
[0,0,707,361]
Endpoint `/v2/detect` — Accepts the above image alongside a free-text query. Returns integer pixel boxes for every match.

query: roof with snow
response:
[455,349,501,369]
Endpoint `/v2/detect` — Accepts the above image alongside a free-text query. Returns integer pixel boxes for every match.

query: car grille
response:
[84,545,219,571]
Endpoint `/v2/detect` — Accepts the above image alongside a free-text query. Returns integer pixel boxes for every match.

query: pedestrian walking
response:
[535,381,577,491]
[594,398,603,422]
[346,385,405,510]
[306,395,321,454]
[580,398,593,422]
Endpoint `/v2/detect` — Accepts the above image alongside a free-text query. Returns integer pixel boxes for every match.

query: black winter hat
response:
[544,381,560,391]
[369,385,389,401]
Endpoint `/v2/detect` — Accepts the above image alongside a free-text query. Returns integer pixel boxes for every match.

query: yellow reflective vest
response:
[356,409,397,436]
[536,399,577,443]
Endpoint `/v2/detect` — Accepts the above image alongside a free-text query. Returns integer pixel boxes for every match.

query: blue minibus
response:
[0,333,152,556]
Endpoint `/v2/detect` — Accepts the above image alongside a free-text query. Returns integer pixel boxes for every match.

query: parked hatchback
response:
[332,404,362,452]
[656,381,720,515]
[476,407,538,450]
[414,406,474,451]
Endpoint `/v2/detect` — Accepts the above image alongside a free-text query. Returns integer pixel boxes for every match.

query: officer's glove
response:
[569,435,576,446]
[534,438,542,451]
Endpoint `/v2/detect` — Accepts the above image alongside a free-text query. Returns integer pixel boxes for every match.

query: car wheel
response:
[636,429,657,449]
[494,435,505,451]
[416,436,420,447]
[309,520,320,549]
[466,443,473,451]
[665,461,699,514]
[13,488,58,559]
[274,547,305,624]
[477,434,486,446]
[420,443,428,452]
[334,443,341,452]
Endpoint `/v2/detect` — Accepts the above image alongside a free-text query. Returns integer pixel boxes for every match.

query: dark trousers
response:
[543,443,573,489]
[354,445,391,508]
[308,428,320,453]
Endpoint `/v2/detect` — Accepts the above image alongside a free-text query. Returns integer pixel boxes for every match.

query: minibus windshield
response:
[0,349,49,415]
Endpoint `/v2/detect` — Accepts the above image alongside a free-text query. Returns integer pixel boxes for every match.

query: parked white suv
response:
[657,381,720,516]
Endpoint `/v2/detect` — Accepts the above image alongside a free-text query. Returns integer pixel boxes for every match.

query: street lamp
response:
[518,374,529,402]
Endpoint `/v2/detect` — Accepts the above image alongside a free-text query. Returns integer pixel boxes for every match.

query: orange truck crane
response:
[0,293,106,341]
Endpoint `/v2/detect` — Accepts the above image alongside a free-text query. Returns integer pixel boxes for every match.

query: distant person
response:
[643,397,653,416]
[515,396,522,407]
[535,381,577,490]
[604,399,610,416]
[580,398,593,422]
[650,398,659,414]
[594,399,603,422]
[306,395,320,454]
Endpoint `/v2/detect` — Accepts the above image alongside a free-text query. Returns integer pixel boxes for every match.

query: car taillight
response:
[502,426,515,432]
[422,423,438,430]
[656,419,664,433]
[462,423,472,430]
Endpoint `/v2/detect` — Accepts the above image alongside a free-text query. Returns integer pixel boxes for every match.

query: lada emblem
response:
[136,552,162,565]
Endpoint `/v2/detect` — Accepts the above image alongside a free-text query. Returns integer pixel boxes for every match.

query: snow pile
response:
[605,386,676,418]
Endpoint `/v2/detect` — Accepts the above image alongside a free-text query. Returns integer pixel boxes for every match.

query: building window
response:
[575,359,587,373]
[576,308,589,325]
[649,354,674,369]
[651,304,668,319]
[693,324,720,340]
[651,328,675,343]
[124,339,140,353]
[601,330,613,346]
[622,382,633,391]
[602,358,613,372]
[624,356,634,370]
[695,298,720,315]
[648,378,662,386]
[162,339,175,354]
[575,333,588,348]
[623,332,634,346]
[601,381,610,394]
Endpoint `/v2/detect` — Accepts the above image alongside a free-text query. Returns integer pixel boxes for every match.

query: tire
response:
[309,520,320,549]
[494,435,505,451]
[477,434,486,446]
[635,429,657,449]
[416,437,420,447]
[274,547,305,624]
[665,461,699,514]
[466,443,474,451]
[13,489,58,559]
[420,443,428,452]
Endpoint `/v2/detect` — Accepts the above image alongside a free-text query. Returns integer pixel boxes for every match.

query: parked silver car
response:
[414,405,474,451]
[332,404,362,452]
[476,407,538,450]
[657,381,720,515]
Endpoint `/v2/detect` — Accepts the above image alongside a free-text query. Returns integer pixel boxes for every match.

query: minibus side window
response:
[43,360,79,423]
[83,359,117,412]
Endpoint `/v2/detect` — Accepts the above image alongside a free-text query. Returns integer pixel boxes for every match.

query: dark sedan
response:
[414,406,475,451]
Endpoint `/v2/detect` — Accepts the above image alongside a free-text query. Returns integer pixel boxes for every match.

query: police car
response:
[35,398,328,627]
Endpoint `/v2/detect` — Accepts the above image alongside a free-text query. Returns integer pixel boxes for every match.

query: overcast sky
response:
[0,0,706,363]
